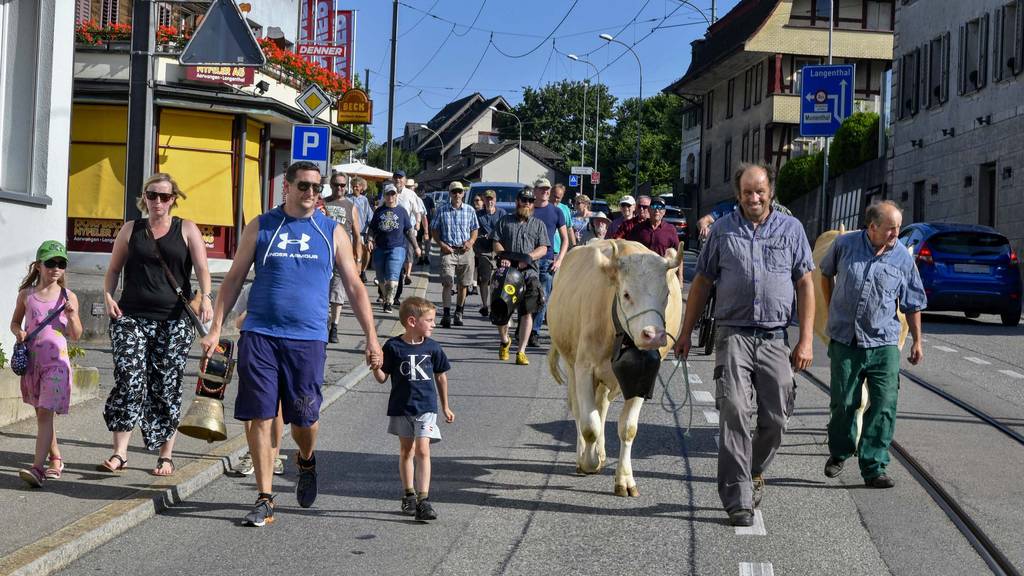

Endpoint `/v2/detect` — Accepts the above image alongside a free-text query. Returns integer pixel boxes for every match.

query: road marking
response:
[964,356,991,365]
[703,409,719,425]
[689,373,703,385]
[735,510,767,536]
[999,369,1024,379]
[739,562,774,576]
[692,390,715,404]
[933,345,957,353]
[713,434,720,449]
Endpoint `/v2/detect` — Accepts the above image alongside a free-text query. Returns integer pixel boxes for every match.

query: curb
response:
[1,272,429,576]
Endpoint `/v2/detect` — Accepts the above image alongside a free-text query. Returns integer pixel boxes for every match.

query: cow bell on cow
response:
[179,338,235,442]
[611,297,662,400]
[488,252,529,326]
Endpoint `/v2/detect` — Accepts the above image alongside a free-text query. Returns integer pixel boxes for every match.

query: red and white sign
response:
[590,170,601,185]
[297,1,354,83]
[298,44,347,57]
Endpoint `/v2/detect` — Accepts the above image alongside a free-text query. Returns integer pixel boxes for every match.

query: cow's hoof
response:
[614,484,628,497]
[627,485,640,497]
[575,466,588,476]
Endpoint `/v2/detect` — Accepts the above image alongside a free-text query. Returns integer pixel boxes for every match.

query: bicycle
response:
[692,235,717,356]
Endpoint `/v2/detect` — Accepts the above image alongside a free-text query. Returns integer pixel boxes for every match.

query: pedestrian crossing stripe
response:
[739,562,774,575]
[702,409,719,424]
[735,510,767,536]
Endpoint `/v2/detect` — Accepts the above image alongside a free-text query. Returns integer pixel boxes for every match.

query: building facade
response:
[664,0,894,217]
[889,0,1024,255]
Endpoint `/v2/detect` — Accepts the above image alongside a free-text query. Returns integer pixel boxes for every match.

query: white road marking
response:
[739,562,774,576]
[713,434,720,449]
[692,390,715,404]
[703,409,719,425]
[964,356,991,365]
[999,369,1024,379]
[932,345,957,353]
[689,373,703,385]
[735,510,767,536]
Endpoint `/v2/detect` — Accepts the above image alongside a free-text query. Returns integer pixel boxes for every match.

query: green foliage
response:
[602,94,682,198]
[828,112,880,176]
[0,342,6,369]
[366,142,420,176]
[68,345,86,366]
[777,153,822,204]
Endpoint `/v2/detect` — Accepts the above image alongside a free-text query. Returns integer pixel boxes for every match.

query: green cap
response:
[36,240,68,263]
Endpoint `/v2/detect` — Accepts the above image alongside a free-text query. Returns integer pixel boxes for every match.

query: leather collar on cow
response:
[611,295,665,400]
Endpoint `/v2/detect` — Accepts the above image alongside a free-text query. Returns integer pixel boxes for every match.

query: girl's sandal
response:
[44,456,64,479]
[97,454,128,473]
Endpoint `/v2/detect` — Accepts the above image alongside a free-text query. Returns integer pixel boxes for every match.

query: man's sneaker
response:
[752,475,765,508]
[296,460,318,508]
[865,474,895,488]
[273,456,286,476]
[516,352,530,365]
[441,315,452,328]
[393,297,401,306]
[527,332,540,348]
[401,493,418,516]
[415,499,438,521]
[499,339,511,361]
[729,509,754,527]
[453,313,464,326]
[824,456,845,478]
[328,324,339,344]
[236,453,255,476]
[243,496,274,527]
[479,306,489,317]
[19,466,45,488]
[404,276,412,286]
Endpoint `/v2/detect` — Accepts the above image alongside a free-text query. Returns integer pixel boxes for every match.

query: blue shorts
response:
[373,246,406,282]
[234,331,326,427]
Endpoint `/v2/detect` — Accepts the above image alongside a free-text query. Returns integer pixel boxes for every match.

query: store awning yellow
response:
[243,119,263,223]
[158,109,234,226]
[68,105,128,220]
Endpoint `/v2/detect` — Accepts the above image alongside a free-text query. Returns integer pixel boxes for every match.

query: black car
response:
[662,205,689,250]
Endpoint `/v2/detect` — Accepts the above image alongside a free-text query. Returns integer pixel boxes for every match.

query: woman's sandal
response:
[97,454,128,473]
[44,456,64,479]
[152,457,175,477]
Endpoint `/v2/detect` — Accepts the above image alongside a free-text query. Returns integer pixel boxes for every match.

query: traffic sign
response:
[590,171,601,185]
[291,124,331,175]
[570,166,594,175]
[799,64,855,137]
[179,0,266,67]
[295,84,332,120]
[568,175,580,187]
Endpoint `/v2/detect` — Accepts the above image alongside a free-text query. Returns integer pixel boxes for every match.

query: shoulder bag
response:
[11,289,67,376]
[145,220,208,336]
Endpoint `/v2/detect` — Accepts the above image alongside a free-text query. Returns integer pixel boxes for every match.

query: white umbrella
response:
[332,162,393,182]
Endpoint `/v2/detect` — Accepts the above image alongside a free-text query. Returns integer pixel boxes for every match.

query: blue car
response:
[899,223,1022,326]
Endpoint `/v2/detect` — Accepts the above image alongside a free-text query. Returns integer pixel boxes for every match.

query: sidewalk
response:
[0,270,430,576]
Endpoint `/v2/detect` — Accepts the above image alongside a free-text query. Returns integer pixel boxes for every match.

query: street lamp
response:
[489,106,522,183]
[419,124,444,172]
[569,53,601,196]
[600,33,643,196]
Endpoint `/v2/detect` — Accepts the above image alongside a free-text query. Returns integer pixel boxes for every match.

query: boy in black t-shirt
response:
[372,296,454,521]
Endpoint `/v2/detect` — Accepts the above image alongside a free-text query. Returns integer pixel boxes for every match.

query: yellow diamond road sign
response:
[296,84,331,119]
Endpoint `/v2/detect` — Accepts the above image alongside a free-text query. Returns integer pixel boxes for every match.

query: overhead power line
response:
[453,0,488,37]
[489,0,580,58]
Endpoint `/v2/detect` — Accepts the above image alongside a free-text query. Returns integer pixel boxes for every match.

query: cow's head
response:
[597,243,684,350]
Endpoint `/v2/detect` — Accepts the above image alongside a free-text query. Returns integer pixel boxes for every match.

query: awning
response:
[332,162,393,182]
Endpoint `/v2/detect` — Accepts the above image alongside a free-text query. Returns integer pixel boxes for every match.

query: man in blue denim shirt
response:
[675,162,816,527]
[820,200,926,489]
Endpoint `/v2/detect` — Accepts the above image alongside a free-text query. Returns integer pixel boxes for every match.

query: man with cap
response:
[625,197,679,257]
[608,195,636,237]
[491,188,549,365]
[612,195,651,239]
[431,181,479,327]
[529,177,568,348]
[474,189,507,317]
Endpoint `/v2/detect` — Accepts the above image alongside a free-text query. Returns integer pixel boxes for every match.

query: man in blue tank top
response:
[202,161,383,527]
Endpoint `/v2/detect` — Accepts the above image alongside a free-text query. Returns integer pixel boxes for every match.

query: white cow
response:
[547,240,683,496]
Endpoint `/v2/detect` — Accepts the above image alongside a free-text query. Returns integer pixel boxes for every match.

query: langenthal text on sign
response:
[298,44,347,57]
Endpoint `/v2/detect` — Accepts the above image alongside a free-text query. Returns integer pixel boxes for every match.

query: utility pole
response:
[363,67,370,159]
[124,0,156,222]
[817,0,834,234]
[386,0,398,171]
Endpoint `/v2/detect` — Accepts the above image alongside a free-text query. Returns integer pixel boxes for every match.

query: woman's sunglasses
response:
[295,181,323,194]
[43,258,67,269]
[144,190,175,203]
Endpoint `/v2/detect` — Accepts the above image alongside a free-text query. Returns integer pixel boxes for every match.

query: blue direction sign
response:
[291,124,331,175]
[799,64,855,137]
[568,175,580,187]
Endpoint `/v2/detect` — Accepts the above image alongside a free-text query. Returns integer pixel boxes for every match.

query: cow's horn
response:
[664,247,684,270]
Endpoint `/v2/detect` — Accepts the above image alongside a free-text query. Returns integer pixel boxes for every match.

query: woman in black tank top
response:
[99,173,213,477]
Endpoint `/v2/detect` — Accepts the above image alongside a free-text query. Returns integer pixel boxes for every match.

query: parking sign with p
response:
[291,124,331,175]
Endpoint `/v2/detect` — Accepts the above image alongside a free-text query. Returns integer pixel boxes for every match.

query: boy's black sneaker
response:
[415,499,437,521]
[401,493,418,516]
[243,496,274,527]
[296,460,318,508]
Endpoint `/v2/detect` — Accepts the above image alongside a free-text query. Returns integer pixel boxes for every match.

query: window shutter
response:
[959,24,967,94]
[994,8,1004,81]
[75,0,91,23]
[895,57,903,120]
[941,32,951,102]
[920,44,930,109]
[1015,0,1024,74]
[980,13,990,88]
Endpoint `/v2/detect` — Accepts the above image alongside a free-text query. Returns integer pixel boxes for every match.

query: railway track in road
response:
[798,370,1023,576]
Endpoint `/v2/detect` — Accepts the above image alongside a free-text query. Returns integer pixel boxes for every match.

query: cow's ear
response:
[596,242,619,279]
[663,248,684,271]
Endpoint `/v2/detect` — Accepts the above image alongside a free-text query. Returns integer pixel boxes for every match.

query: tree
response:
[776,152,821,204]
[499,80,617,180]
[603,93,683,198]
[366,141,419,176]
[828,112,880,176]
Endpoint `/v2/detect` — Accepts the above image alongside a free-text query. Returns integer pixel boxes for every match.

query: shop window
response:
[959,15,989,94]
[927,33,950,107]
[726,78,735,118]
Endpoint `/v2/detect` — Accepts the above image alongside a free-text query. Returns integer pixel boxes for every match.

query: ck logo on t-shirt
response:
[400,354,431,381]
[277,233,311,251]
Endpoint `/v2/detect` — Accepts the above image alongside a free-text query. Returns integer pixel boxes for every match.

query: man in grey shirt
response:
[675,162,815,527]
[492,188,549,366]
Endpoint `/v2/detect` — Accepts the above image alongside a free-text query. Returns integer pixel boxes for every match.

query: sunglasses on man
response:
[294,181,323,194]
[330,181,347,188]
[43,258,67,269]
[144,190,175,203]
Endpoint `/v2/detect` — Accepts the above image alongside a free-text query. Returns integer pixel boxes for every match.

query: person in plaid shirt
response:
[430,181,479,328]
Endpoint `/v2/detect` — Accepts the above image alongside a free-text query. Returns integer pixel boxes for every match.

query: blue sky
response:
[340,0,741,144]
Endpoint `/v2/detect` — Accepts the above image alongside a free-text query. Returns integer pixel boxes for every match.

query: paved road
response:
[56,275,1003,576]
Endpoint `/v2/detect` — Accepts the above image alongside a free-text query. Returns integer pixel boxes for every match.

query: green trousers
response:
[827,340,900,480]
